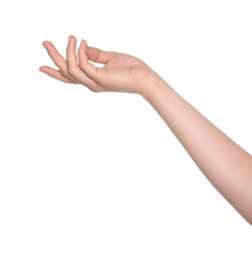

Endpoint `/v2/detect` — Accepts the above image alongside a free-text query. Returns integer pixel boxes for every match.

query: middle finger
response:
[42,41,79,83]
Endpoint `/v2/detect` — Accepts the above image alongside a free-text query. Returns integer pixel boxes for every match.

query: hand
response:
[39,35,156,95]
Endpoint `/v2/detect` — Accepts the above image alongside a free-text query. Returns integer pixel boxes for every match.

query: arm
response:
[40,35,252,225]
[143,77,252,226]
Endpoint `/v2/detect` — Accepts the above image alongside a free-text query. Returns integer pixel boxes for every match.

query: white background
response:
[0,0,252,259]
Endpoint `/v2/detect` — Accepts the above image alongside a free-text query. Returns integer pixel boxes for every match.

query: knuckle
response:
[67,65,77,76]
[94,49,101,63]
[89,85,103,93]
[82,81,100,93]
[78,62,84,71]
[90,87,99,93]
[79,61,87,73]
[60,69,69,78]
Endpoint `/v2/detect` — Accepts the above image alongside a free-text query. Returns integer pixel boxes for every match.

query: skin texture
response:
[40,35,252,226]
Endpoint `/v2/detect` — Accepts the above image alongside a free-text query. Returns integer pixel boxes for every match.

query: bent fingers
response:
[39,66,77,84]
[66,36,108,92]
[42,40,79,83]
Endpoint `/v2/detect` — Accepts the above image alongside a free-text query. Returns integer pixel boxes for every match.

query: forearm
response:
[143,76,252,225]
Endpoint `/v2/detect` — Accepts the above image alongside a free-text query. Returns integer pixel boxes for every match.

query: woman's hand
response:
[39,35,156,95]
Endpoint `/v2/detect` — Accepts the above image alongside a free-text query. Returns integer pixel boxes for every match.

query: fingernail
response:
[42,42,47,49]
[39,67,45,73]
[68,36,72,44]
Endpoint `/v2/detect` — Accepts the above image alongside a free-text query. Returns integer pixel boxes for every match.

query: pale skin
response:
[40,35,252,226]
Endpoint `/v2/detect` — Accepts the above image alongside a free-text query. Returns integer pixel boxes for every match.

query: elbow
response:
[237,209,252,226]
[243,215,252,226]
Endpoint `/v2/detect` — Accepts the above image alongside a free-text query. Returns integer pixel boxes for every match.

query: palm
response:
[96,53,152,93]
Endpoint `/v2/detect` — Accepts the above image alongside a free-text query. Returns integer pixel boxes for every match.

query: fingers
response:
[77,40,124,93]
[66,36,94,85]
[39,66,77,84]
[67,36,115,92]
[86,46,115,64]
[66,36,103,91]
[42,41,79,83]
[77,39,100,81]
[40,36,117,92]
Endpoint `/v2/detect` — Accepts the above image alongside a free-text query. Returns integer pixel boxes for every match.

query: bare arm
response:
[40,35,252,225]
[142,77,252,226]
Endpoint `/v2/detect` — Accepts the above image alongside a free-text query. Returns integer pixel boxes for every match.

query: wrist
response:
[141,72,173,103]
